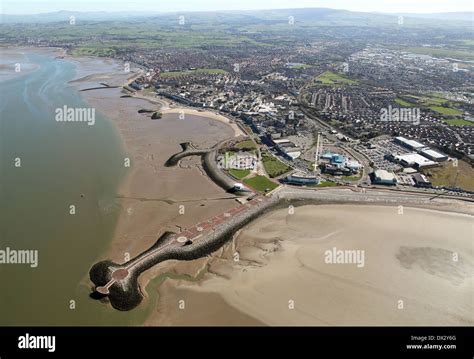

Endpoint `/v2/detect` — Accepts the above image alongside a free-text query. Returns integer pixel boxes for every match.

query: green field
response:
[243,175,279,192]
[398,93,447,106]
[397,94,464,117]
[71,47,116,57]
[395,98,416,107]
[160,68,228,77]
[423,160,474,191]
[0,20,268,50]
[315,71,357,86]
[317,180,337,187]
[443,119,474,126]
[261,152,292,178]
[424,96,448,105]
[2,11,472,58]
[228,169,251,179]
[235,140,257,150]
[403,46,474,61]
[429,106,463,116]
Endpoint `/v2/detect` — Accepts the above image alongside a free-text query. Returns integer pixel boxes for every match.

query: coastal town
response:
[122,55,473,199]
[1,4,473,351]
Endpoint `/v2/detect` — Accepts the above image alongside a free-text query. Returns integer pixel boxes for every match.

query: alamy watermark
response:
[55,105,96,126]
[380,105,420,125]
[325,247,365,268]
[18,334,55,353]
[0,247,38,268]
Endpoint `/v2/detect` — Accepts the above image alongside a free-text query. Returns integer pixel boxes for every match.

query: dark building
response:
[412,173,432,188]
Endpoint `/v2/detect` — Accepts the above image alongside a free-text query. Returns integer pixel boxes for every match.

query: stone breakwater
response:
[90,134,474,311]
[89,186,472,311]
[164,142,211,167]
[90,195,282,311]
[165,141,251,195]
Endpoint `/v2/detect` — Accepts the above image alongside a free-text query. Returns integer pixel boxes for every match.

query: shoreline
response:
[62,50,246,298]
[163,203,473,326]
[6,46,472,325]
[67,49,473,325]
[89,182,474,310]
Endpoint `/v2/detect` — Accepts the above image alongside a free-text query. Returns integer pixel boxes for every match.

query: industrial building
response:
[393,136,448,163]
[394,136,426,151]
[393,153,438,169]
[371,169,397,185]
[419,148,448,162]
[273,138,302,160]
[412,173,432,188]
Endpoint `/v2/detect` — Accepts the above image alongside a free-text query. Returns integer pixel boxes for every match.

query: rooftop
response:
[395,136,426,149]
[374,169,396,181]
[395,153,438,167]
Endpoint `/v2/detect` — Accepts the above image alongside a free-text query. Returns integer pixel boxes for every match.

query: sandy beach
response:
[151,204,472,326]
[65,51,473,326]
[161,108,245,138]
[66,55,251,313]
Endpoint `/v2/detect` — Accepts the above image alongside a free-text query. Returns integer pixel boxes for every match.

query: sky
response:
[1,0,473,15]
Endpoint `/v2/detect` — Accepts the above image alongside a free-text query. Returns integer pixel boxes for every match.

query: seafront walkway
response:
[95,195,270,295]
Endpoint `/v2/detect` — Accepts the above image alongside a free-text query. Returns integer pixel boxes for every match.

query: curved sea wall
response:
[89,187,472,311]
[90,131,474,311]
[165,142,250,195]
[202,150,237,192]
[164,142,210,167]
[90,196,293,311]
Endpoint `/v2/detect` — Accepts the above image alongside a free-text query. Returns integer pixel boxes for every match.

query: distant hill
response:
[1,8,472,28]
[0,10,159,23]
[395,12,473,22]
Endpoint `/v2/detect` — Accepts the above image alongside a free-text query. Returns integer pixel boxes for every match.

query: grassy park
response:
[261,152,291,178]
[228,169,251,180]
[243,175,279,192]
[315,71,357,86]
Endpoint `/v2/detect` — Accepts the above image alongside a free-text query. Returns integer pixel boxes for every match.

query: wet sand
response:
[67,56,249,310]
[161,108,245,138]
[0,47,65,81]
[66,51,473,326]
[149,205,473,326]
[81,90,241,262]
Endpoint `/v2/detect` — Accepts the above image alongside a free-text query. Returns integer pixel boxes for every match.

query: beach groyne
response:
[89,185,473,311]
[90,195,283,311]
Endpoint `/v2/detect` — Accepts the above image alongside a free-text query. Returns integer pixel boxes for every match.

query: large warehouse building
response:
[419,148,448,162]
[394,153,438,169]
[371,169,397,185]
[395,136,426,151]
[393,136,448,163]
